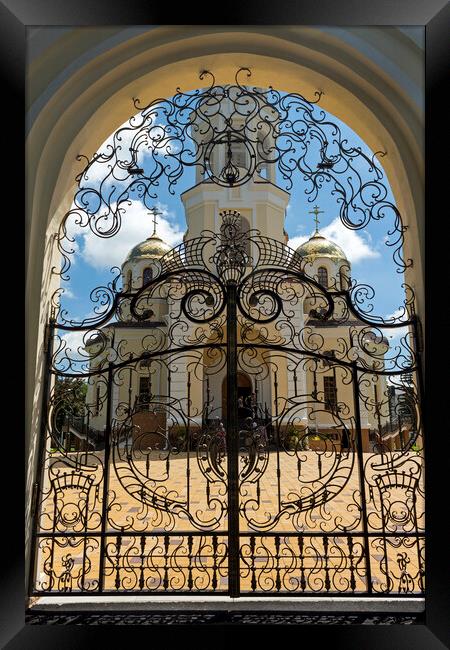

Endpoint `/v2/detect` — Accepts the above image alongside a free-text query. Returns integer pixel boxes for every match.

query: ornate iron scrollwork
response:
[31,70,424,598]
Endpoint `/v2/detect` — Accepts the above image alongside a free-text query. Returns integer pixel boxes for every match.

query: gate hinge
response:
[44,308,56,353]
[31,482,40,519]
[43,325,50,353]
[413,316,424,354]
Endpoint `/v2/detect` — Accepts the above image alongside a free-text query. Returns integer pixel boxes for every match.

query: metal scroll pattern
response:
[32,212,424,596]
[56,67,410,285]
[31,70,423,596]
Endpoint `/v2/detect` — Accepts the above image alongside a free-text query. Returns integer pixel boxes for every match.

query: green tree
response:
[53,377,88,434]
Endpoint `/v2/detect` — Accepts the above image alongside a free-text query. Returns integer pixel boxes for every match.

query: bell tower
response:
[180,88,290,245]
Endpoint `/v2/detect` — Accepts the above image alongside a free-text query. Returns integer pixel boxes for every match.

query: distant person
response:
[217,421,226,454]
[250,392,257,416]
[255,422,268,447]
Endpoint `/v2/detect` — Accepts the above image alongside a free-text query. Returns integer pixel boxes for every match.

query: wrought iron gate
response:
[29,70,424,598]
[30,211,424,597]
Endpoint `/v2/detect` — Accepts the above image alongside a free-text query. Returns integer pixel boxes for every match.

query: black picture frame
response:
[8,0,449,646]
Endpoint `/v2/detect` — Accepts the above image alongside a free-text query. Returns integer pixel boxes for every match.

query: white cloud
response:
[384,307,410,341]
[288,234,309,251]
[60,287,76,300]
[288,217,380,264]
[79,200,184,270]
[54,330,88,369]
[386,307,407,322]
[60,329,86,354]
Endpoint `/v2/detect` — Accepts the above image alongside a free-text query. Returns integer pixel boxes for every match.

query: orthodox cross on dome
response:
[148,206,163,237]
[309,205,324,234]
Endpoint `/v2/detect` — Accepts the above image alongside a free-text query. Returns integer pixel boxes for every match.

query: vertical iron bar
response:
[128,367,132,414]
[347,535,356,592]
[98,362,114,593]
[332,364,338,414]
[411,315,425,591]
[163,536,170,590]
[167,364,171,447]
[274,371,282,511]
[187,371,191,509]
[205,375,210,424]
[148,360,152,409]
[139,534,145,590]
[28,316,55,596]
[226,281,240,597]
[250,535,256,591]
[312,367,318,399]
[411,315,425,451]
[275,535,281,591]
[351,361,373,594]
[84,409,90,465]
[374,382,383,447]
[298,535,306,592]
[323,535,330,591]
[187,534,194,590]
[212,535,218,591]
[80,473,89,591]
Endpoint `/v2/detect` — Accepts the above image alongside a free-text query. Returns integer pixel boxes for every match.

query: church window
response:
[324,375,337,412]
[339,267,347,290]
[138,376,150,409]
[143,267,153,286]
[126,270,132,291]
[203,148,216,179]
[231,140,247,168]
[318,266,328,287]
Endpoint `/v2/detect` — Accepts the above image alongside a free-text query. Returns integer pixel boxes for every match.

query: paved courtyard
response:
[34,449,424,596]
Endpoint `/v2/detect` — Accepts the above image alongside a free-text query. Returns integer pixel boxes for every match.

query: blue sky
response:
[58,93,411,355]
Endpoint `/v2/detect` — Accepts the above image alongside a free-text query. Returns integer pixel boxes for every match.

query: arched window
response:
[318,266,328,287]
[339,266,347,290]
[143,267,153,286]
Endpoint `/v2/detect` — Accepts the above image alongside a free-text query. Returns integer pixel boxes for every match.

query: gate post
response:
[28,314,55,596]
[226,280,240,597]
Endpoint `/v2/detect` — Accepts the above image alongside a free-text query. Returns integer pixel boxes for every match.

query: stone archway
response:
[26,26,424,589]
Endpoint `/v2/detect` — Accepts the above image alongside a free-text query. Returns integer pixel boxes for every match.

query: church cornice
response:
[180,177,290,200]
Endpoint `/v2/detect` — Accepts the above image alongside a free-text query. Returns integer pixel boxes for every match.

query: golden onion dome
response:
[124,234,171,263]
[296,232,347,261]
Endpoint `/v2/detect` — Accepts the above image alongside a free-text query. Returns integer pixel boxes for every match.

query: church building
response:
[83,138,396,454]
